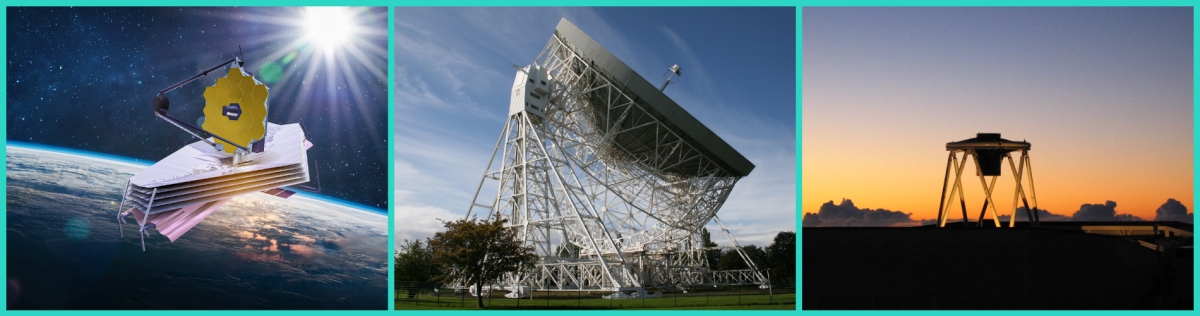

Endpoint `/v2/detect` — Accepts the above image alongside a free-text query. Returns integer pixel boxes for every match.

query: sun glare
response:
[221,6,387,145]
[304,7,353,50]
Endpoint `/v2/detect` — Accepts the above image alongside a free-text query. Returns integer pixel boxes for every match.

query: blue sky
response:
[393,7,796,248]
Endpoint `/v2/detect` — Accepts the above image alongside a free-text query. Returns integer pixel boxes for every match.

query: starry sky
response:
[804,7,1192,223]
[6,7,389,209]
[393,7,797,248]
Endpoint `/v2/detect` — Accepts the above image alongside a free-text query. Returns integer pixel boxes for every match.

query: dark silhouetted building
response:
[803,221,1192,309]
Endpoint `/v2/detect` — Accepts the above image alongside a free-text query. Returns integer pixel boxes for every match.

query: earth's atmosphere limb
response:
[6,145,388,310]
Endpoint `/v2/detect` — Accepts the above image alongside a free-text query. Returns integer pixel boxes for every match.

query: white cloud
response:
[393,205,462,248]
[707,222,786,249]
[660,27,722,104]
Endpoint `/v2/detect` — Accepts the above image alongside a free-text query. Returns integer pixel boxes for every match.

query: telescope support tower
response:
[464,24,766,295]
[937,147,1040,227]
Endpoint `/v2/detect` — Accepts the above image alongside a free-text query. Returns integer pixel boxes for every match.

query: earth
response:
[5,145,388,310]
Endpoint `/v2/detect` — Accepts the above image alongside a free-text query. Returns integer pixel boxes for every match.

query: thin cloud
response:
[393,205,462,245]
[998,207,1072,222]
[393,21,504,118]
[706,222,781,248]
[393,119,498,210]
[718,151,797,244]
[660,26,721,104]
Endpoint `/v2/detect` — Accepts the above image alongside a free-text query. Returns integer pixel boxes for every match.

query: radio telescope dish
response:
[202,65,269,154]
[464,18,766,295]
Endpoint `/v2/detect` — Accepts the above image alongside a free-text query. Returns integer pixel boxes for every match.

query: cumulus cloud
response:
[817,198,1192,227]
[999,207,1072,222]
[1070,201,1145,221]
[1153,199,1193,223]
[1002,202,1145,222]
[1000,201,1147,222]
[803,199,919,227]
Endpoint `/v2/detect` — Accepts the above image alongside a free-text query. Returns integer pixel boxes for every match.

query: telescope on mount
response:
[937,133,1040,228]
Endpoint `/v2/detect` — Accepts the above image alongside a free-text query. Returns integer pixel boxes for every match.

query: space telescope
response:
[116,50,320,251]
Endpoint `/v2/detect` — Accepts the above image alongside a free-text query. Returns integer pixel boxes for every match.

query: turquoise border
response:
[795,5,803,313]
[796,4,1197,314]
[2,4,397,312]
[387,5,397,311]
[3,2,1196,314]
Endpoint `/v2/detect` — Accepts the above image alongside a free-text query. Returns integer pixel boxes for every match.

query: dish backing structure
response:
[465,18,767,297]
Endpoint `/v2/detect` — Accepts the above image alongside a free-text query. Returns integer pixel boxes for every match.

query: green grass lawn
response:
[395,292,795,310]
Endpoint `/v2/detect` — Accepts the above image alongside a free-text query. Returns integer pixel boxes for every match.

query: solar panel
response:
[202,65,269,154]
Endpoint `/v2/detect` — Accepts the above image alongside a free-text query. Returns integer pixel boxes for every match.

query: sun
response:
[303,7,354,51]
[214,6,387,148]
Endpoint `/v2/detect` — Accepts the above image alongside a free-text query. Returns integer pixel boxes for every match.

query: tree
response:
[716,248,746,271]
[395,239,440,282]
[715,245,767,271]
[742,245,769,270]
[395,239,441,299]
[428,216,537,309]
[766,231,796,287]
[700,228,721,269]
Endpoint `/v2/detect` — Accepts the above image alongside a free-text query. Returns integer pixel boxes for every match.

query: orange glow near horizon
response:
[803,141,1193,222]
[803,8,1193,223]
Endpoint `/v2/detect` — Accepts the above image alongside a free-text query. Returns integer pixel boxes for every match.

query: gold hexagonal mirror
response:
[202,66,269,153]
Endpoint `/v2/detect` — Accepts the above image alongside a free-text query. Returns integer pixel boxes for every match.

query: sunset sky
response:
[803,7,1193,223]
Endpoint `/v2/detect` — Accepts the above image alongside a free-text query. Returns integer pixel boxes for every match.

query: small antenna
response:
[660,64,682,91]
[238,45,254,75]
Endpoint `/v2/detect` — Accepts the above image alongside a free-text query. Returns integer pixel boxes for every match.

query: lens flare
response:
[64,217,90,241]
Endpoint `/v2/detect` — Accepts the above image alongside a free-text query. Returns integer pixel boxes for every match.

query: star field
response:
[7,7,389,209]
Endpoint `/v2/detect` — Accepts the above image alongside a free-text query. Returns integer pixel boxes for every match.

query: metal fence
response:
[395,283,795,309]
[394,281,440,303]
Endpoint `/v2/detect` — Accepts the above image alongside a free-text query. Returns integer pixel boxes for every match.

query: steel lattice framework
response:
[464,21,766,294]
